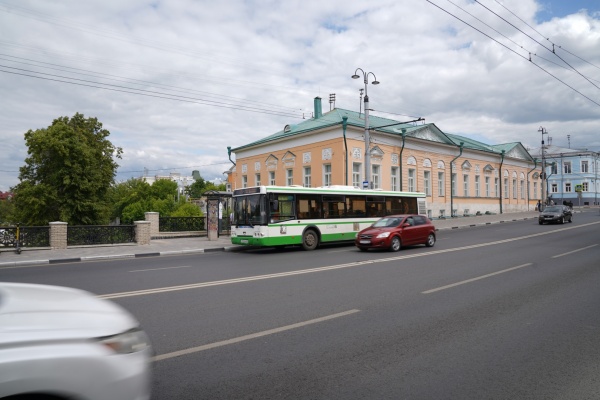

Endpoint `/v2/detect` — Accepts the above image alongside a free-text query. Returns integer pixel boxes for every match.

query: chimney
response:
[314,97,322,119]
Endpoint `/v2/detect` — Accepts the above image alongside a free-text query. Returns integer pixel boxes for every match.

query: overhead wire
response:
[491,0,600,72]
[425,0,600,108]
[0,66,304,118]
[472,0,600,91]
[0,54,301,112]
[442,0,600,84]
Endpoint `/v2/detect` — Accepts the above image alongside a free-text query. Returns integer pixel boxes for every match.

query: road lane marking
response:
[99,261,371,299]
[129,265,193,272]
[552,244,598,259]
[99,221,600,299]
[421,263,532,294]
[152,309,360,362]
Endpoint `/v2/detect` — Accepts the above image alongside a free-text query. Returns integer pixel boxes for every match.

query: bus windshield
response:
[233,194,267,226]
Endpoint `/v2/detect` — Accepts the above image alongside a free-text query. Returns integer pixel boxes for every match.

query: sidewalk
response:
[0,212,540,268]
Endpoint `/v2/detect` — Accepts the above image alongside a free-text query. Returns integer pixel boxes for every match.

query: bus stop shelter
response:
[204,190,232,240]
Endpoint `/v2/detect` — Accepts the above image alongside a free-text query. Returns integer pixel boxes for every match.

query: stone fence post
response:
[145,212,159,238]
[134,221,151,245]
[49,221,68,249]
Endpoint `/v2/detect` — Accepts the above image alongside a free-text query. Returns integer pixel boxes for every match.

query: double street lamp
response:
[352,68,379,189]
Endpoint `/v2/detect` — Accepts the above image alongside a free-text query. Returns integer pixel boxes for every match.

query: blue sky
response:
[538,0,599,20]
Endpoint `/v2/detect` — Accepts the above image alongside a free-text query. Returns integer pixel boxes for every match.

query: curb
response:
[0,245,250,268]
[435,217,536,231]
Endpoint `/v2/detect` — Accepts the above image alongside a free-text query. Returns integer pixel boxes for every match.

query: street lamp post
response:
[352,68,379,189]
[538,126,548,208]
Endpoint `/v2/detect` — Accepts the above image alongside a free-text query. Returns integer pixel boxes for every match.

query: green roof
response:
[231,107,532,161]
[231,108,426,152]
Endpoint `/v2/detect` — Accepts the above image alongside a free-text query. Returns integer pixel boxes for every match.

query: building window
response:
[286,169,293,186]
[269,171,275,186]
[451,173,456,196]
[551,183,558,193]
[534,182,538,199]
[438,172,445,196]
[475,175,480,197]
[352,163,361,188]
[242,175,248,188]
[512,179,517,199]
[424,171,431,196]
[504,178,509,198]
[485,176,490,197]
[582,182,589,191]
[520,180,525,199]
[323,164,332,186]
[408,169,416,192]
[303,167,311,187]
[372,165,381,189]
[582,160,589,173]
[391,167,399,191]
[255,173,261,186]
[551,164,558,174]
[564,161,572,174]
[565,182,572,192]
[463,174,469,197]
[495,178,499,197]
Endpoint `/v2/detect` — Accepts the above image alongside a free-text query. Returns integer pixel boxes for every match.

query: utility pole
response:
[539,126,548,208]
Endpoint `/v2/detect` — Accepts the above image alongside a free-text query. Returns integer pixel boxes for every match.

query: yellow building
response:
[229,97,541,218]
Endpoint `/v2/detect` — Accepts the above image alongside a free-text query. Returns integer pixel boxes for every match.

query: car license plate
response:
[360,240,370,244]
[241,239,249,244]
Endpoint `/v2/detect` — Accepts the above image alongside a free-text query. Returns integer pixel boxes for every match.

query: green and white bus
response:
[231,185,427,250]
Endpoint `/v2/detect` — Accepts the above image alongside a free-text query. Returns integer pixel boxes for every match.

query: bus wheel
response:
[302,229,319,251]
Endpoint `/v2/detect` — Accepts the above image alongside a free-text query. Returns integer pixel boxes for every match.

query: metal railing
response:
[68,225,136,246]
[159,217,206,232]
[0,226,50,248]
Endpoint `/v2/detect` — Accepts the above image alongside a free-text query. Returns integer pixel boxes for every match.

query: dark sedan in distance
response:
[539,205,573,224]
[355,214,436,252]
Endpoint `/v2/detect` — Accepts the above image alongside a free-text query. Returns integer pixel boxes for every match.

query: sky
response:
[1,0,599,192]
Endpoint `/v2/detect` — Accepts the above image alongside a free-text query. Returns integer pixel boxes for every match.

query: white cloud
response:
[1,0,599,192]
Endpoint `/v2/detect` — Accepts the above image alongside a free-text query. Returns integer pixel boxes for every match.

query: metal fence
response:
[0,226,51,248]
[159,216,206,232]
[159,216,231,234]
[67,225,136,246]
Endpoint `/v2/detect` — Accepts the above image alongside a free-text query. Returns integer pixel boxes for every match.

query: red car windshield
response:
[373,217,402,228]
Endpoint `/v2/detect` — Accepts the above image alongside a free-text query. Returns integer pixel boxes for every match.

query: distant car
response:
[539,205,573,224]
[355,214,436,252]
[0,282,152,400]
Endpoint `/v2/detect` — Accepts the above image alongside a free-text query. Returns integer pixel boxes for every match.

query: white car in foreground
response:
[0,282,152,400]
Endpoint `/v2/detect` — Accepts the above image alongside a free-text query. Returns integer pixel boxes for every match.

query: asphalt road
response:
[3,210,600,399]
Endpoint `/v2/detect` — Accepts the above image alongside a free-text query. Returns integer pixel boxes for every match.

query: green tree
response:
[0,198,15,224]
[12,113,122,225]
[184,177,207,198]
[107,178,152,222]
[108,178,180,223]
[171,201,202,217]
[184,177,226,198]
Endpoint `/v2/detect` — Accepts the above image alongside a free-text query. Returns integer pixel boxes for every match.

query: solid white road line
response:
[152,309,360,362]
[421,263,532,294]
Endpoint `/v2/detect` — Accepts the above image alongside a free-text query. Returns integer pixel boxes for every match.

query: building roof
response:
[231,103,534,162]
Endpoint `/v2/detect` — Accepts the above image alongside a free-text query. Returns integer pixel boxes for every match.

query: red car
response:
[355,214,436,252]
